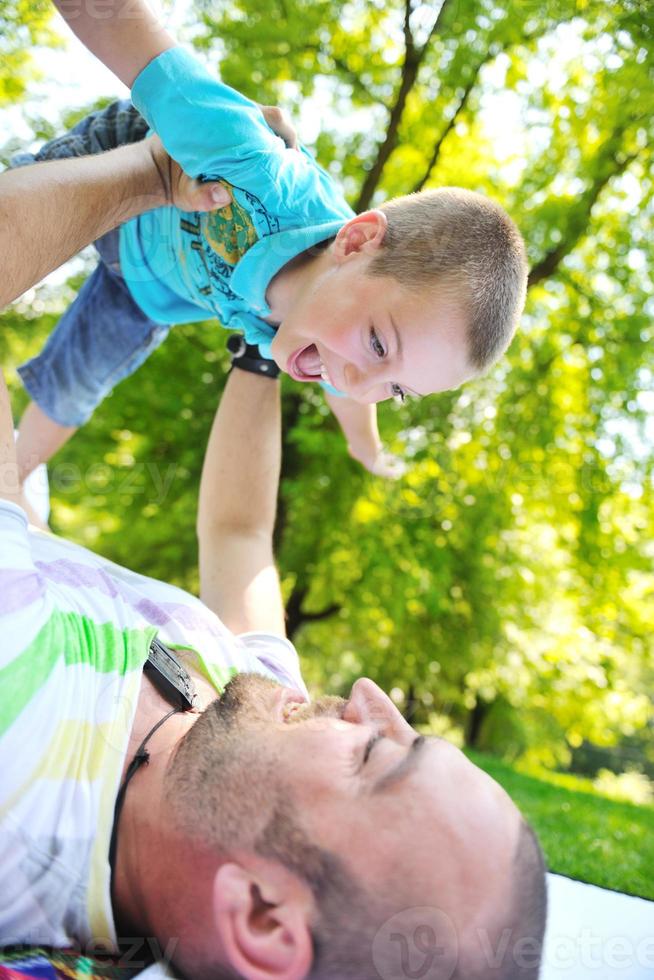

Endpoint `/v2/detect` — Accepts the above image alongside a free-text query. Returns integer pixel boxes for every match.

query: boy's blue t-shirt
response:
[120,46,355,361]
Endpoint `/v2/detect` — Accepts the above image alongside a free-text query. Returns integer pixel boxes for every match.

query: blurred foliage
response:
[1,0,653,778]
[0,0,58,105]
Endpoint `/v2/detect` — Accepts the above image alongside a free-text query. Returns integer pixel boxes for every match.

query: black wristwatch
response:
[226,333,281,379]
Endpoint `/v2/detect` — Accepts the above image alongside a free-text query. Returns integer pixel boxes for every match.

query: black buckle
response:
[144,636,198,711]
[227,333,281,379]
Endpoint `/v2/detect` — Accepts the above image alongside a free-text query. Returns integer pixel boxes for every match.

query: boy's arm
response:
[54,1,291,182]
[197,370,286,636]
[54,0,175,88]
[325,393,406,479]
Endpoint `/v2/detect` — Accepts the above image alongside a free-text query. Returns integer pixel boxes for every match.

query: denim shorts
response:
[14,102,169,427]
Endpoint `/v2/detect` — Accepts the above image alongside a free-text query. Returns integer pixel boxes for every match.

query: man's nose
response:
[342,678,414,739]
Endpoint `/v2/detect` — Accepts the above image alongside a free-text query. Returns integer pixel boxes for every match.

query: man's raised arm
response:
[0,141,164,308]
[0,136,229,309]
[197,370,286,637]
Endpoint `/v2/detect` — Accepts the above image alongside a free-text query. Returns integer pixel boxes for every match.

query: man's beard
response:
[165,673,347,849]
[216,672,347,727]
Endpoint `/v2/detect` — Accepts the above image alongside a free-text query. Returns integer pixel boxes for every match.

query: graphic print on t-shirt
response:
[178,180,280,305]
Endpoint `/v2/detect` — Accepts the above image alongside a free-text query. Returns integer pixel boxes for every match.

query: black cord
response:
[108,705,182,874]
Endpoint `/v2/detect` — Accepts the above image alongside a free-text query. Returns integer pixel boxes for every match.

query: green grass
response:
[467,750,654,901]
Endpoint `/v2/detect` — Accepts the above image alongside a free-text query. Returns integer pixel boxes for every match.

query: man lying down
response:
[0,119,546,980]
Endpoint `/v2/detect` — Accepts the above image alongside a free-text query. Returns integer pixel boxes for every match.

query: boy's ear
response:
[333,209,388,260]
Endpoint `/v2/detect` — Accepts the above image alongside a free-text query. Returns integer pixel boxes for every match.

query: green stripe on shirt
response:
[0,608,155,736]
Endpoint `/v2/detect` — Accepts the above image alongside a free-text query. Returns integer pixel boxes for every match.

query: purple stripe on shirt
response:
[35,559,119,598]
[0,569,45,614]
[133,597,220,632]
[33,558,224,636]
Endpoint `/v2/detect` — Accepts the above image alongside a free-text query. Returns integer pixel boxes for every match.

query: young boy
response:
[14,3,527,483]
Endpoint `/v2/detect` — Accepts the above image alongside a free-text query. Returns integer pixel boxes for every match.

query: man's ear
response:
[333,209,388,260]
[212,861,314,980]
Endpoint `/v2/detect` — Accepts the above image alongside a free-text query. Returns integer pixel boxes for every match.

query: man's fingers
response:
[148,137,232,211]
[182,177,232,212]
[201,181,232,209]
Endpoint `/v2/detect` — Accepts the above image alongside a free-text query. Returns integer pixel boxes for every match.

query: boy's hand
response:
[258,104,299,150]
[348,443,407,480]
[324,392,407,480]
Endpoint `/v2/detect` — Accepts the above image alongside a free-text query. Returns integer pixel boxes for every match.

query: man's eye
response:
[361,733,383,768]
[370,328,385,359]
[391,383,406,403]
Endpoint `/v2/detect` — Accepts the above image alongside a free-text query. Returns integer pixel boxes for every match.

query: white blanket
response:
[542,873,654,979]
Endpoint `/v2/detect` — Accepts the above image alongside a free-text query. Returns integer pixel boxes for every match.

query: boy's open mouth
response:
[287,344,334,386]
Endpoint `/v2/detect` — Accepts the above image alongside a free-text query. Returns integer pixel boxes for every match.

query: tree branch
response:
[285,582,341,640]
[302,43,381,105]
[402,0,415,59]
[355,0,452,212]
[411,63,484,194]
[410,22,563,196]
[528,139,639,289]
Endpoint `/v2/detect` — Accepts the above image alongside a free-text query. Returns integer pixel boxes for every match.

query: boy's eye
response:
[391,383,406,403]
[370,327,385,359]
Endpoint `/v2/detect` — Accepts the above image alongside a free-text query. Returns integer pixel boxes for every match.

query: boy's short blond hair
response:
[369,188,528,372]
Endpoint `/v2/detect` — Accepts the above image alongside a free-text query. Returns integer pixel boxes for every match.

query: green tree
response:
[1,0,652,772]
[0,0,58,105]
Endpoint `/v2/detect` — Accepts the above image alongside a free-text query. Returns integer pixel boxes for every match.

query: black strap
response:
[227,333,281,379]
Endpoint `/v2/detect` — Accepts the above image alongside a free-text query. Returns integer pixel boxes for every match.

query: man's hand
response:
[148,135,231,210]
[148,102,298,212]
[258,105,298,150]
[0,136,237,309]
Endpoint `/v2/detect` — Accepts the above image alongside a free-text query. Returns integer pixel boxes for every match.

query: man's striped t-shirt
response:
[0,500,307,951]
